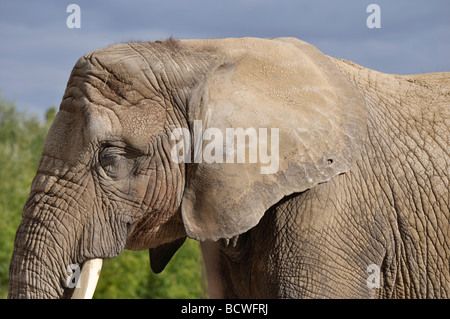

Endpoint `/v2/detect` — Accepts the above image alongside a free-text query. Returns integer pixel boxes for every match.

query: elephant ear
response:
[149,237,186,274]
[180,38,366,241]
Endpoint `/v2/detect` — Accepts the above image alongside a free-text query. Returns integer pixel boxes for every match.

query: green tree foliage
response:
[95,239,207,299]
[0,95,54,298]
[0,93,206,299]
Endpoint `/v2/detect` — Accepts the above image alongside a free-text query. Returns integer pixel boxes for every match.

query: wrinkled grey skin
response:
[8,38,450,298]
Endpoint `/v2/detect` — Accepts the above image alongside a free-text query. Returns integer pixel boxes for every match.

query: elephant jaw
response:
[71,259,103,299]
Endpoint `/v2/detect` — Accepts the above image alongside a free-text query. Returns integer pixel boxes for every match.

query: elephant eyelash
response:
[100,152,121,167]
[98,145,144,180]
[99,143,142,159]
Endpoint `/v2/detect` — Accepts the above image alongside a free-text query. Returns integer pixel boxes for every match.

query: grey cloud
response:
[0,0,448,117]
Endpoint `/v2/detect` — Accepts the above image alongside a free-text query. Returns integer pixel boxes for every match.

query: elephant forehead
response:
[71,44,159,105]
[107,102,168,150]
[64,44,170,151]
[85,105,117,139]
[78,43,152,78]
[82,99,168,152]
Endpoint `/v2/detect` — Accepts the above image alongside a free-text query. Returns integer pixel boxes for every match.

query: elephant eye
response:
[100,151,121,168]
[100,147,123,166]
[99,145,141,179]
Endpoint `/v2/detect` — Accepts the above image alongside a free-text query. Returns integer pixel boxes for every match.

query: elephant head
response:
[8,37,366,298]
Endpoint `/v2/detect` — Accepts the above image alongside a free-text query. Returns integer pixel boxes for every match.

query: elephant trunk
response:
[8,214,71,298]
[8,184,86,299]
[8,160,128,299]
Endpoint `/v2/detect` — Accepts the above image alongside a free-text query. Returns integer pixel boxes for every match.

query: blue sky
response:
[0,0,449,118]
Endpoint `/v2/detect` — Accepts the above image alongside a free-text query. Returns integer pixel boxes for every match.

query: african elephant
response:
[8,37,449,299]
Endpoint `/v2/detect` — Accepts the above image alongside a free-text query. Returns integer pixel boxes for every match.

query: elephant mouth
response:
[69,259,103,299]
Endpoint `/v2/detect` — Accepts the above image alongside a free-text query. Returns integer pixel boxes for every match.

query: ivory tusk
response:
[71,258,103,299]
